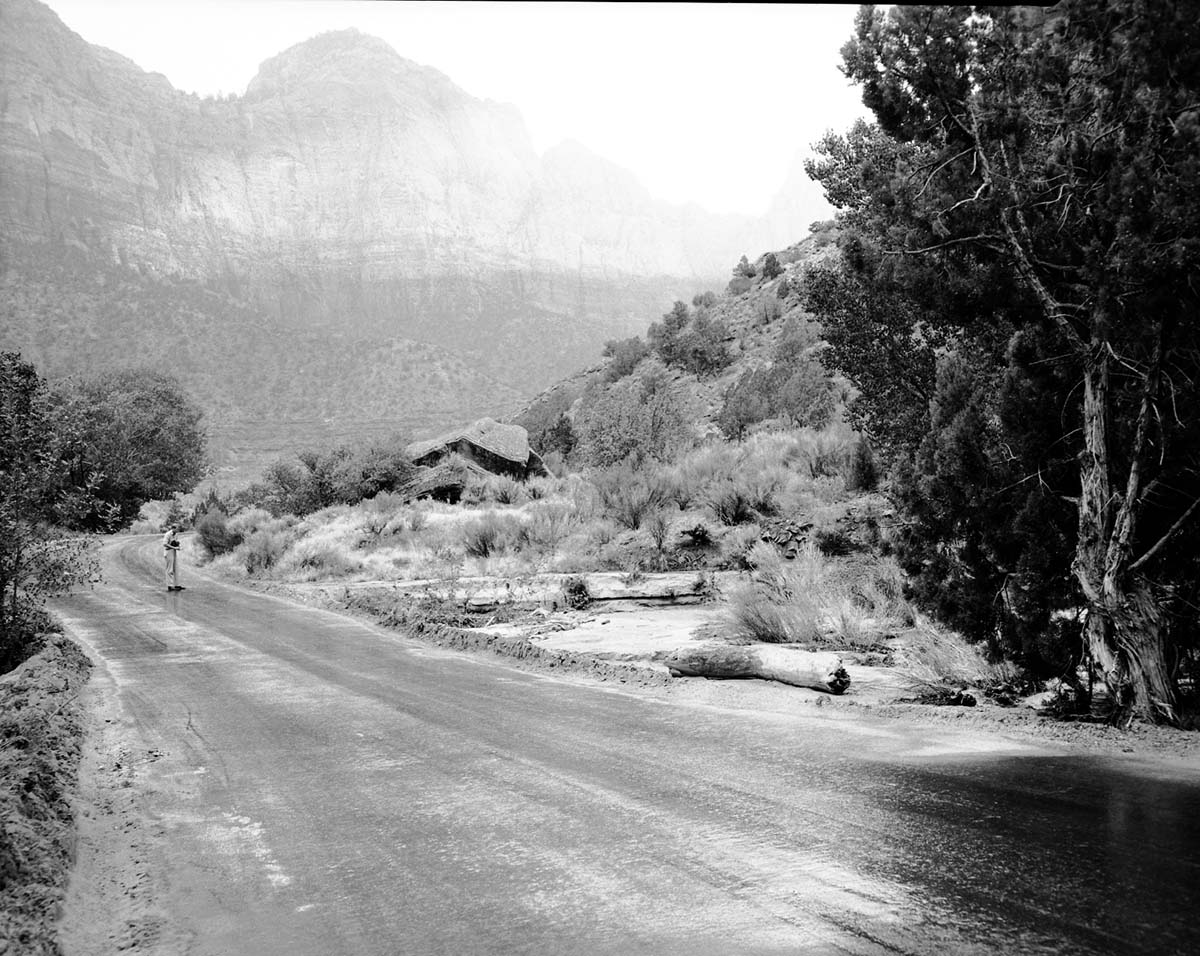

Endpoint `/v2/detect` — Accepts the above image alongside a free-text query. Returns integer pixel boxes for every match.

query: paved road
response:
[54,536,1200,955]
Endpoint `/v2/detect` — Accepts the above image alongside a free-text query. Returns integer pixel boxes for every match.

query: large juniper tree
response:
[809,2,1200,722]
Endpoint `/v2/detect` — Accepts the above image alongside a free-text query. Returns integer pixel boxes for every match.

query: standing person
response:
[163,524,184,591]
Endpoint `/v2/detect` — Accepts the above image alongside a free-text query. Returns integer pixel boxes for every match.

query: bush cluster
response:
[646,301,733,377]
[233,438,416,517]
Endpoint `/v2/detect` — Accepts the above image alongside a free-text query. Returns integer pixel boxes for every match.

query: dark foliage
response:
[1,354,99,672]
[717,318,837,440]
[195,509,244,559]
[808,2,1200,718]
[55,369,207,529]
[235,437,416,517]
[761,253,783,280]
[602,336,650,382]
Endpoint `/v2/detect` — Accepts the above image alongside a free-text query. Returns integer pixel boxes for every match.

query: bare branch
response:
[883,233,1006,255]
[1129,495,1200,574]
[941,181,990,216]
[915,147,974,199]
[1107,319,1166,575]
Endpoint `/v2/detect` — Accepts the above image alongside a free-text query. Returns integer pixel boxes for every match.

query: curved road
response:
[53,536,1200,955]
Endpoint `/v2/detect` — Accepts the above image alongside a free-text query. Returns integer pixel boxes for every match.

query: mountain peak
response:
[244,28,458,102]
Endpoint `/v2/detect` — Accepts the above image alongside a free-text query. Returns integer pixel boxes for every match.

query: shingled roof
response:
[406,418,532,465]
[396,459,491,502]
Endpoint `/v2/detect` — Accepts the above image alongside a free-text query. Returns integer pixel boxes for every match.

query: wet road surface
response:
[54,536,1200,955]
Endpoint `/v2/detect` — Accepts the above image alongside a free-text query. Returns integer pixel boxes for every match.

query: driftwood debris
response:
[664,644,850,695]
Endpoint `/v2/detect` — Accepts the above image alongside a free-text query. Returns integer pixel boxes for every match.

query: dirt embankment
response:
[0,635,92,955]
[257,580,1200,766]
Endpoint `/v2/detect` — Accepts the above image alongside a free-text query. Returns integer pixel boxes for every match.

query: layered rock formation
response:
[0,0,819,479]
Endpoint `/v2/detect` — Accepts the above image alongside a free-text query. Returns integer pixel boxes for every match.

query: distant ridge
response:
[0,0,826,483]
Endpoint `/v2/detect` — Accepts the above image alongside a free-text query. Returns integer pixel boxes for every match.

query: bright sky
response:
[41,1,870,217]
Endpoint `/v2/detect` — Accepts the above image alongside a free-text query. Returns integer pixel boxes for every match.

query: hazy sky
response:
[41,1,870,217]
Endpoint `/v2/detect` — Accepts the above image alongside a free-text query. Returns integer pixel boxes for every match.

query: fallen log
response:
[663,643,850,694]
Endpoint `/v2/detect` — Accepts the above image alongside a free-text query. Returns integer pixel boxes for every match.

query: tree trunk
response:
[664,644,851,694]
[1074,344,1178,724]
[1105,582,1176,724]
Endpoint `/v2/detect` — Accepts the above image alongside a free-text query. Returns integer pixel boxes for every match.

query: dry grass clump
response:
[461,512,523,558]
[894,622,1004,694]
[729,542,829,645]
[592,463,670,530]
[278,538,362,580]
[658,426,861,536]
[851,557,916,626]
[706,480,756,526]
[516,501,577,555]
[727,542,909,651]
[526,475,567,500]
[731,584,826,644]
[483,475,528,505]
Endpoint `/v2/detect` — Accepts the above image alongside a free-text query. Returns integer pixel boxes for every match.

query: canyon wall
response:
[0,0,815,479]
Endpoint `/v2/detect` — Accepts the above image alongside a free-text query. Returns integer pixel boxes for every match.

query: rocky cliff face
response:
[0,0,817,481]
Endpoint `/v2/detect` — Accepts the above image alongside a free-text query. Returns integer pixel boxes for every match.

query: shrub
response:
[846,438,879,492]
[462,513,516,558]
[811,475,847,504]
[728,541,881,648]
[286,540,361,579]
[646,511,672,552]
[718,369,774,441]
[677,313,733,377]
[485,475,526,505]
[561,575,591,610]
[706,481,756,526]
[796,430,851,479]
[242,528,292,574]
[525,476,561,500]
[591,520,618,546]
[814,527,856,556]
[851,558,917,629]
[226,509,295,575]
[729,584,824,644]
[517,502,575,554]
[593,464,670,530]
[406,504,429,533]
[602,336,650,382]
[741,466,787,517]
[647,301,692,367]
[358,501,398,539]
[524,411,578,461]
[195,509,243,559]
[898,624,997,694]
[574,363,694,467]
[717,524,762,570]
[459,470,491,506]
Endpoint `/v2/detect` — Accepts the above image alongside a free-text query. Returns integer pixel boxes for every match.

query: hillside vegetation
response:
[180,231,1023,708]
[185,174,1198,727]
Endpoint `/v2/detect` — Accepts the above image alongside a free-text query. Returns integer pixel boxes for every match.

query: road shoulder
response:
[57,646,185,956]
